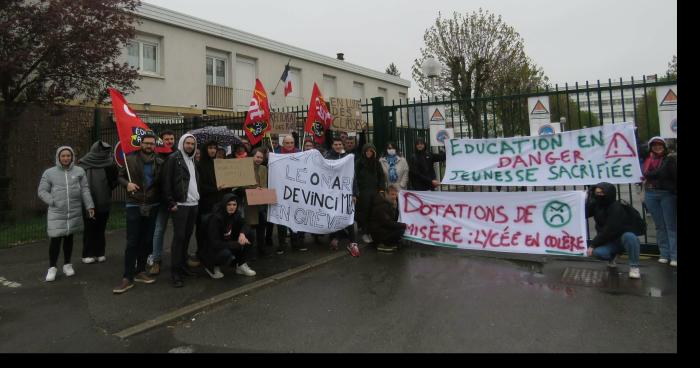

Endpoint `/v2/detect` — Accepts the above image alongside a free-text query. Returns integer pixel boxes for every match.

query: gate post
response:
[92,108,101,143]
[371,97,388,152]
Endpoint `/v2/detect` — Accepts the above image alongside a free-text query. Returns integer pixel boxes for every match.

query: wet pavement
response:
[0,230,677,353]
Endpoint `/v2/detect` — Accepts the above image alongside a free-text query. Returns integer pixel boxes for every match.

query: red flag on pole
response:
[107,88,171,155]
[304,83,333,145]
[243,79,272,146]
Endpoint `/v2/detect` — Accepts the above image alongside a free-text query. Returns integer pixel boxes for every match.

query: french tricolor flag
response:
[280,63,293,97]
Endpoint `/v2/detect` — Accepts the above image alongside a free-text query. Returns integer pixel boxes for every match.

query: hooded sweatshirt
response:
[178,134,200,206]
[206,193,249,257]
[38,146,95,237]
[79,141,118,212]
[408,139,446,190]
[585,182,644,247]
[197,141,221,214]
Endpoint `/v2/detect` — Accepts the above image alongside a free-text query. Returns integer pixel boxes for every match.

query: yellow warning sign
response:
[531,100,549,115]
[430,108,445,122]
[660,89,677,106]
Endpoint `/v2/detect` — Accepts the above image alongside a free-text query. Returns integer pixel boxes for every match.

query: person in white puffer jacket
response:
[38,146,95,282]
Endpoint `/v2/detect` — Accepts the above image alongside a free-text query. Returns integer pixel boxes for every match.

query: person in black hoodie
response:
[195,140,226,265]
[203,193,256,279]
[369,185,407,253]
[354,142,386,244]
[586,182,644,279]
[408,138,446,191]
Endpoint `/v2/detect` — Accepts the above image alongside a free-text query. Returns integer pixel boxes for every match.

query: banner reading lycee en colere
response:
[442,122,642,186]
[399,190,587,256]
[267,150,355,234]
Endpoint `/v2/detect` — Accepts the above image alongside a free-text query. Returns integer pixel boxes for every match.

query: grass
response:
[0,205,126,249]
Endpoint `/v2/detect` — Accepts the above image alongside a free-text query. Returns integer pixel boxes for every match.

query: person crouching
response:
[203,193,257,279]
[370,184,407,253]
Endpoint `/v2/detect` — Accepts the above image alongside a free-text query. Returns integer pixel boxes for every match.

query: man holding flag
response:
[305,83,333,145]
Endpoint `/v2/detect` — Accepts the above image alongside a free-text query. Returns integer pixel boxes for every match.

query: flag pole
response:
[271,59,292,96]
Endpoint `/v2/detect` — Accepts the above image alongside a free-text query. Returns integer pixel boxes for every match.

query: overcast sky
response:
[145,0,677,98]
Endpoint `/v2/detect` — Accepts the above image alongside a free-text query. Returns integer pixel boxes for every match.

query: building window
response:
[126,38,160,75]
[235,56,257,111]
[323,75,337,98]
[287,68,301,99]
[353,82,364,101]
[399,92,407,101]
[378,87,388,101]
[206,57,227,86]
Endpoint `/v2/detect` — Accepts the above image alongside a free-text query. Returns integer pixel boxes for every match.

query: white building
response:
[568,76,658,125]
[121,2,410,115]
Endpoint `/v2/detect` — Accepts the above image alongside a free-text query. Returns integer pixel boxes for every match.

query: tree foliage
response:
[411,9,548,138]
[385,63,401,77]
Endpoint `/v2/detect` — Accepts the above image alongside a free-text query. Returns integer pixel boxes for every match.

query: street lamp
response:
[421,57,443,98]
[560,117,566,132]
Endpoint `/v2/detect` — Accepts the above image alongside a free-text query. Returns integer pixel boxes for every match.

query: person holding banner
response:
[642,137,677,267]
[38,146,96,282]
[408,138,445,191]
[354,143,386,244]
[586,183,644,279]
[113,132,163,293]
[77,141,119,264]
[203,193,256,279]
[369,185,407,253]
[380,142,409,191]
[274,135,302,255]
[325,136,358,251]
[244,148,271,257]
[163,134,201,288]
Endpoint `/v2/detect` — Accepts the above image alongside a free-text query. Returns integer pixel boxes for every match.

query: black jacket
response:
[118,151,164,206]
[368,193,406,242]
[197,153,220,214]
[354,143,386,196]
[586,183,644,248]
[163,141,199,209]
[643,155,677,194]
[205,193,250,258]
[409,148,446,190]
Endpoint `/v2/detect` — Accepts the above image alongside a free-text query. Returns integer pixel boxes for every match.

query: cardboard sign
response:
[399,190,587,256]
[270,112,298,135]
[329,97,366,132]
[443,122,642,186]
[245,188,278,205]
[214,158,257,188]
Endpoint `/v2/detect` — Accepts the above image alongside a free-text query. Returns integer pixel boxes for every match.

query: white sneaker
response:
[97,256,107,263]
[147,254,154,266]
[82,257,96,264]
[236,263,257,277]
[629,267,641,279]
[62,264,75,277]
[362,234,373,243]
[45,267,58,282]
[670,260,677,267]
[658,258,669,264]
[205,266,224,279]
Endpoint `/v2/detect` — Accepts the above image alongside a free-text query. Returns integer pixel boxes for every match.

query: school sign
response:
[442,122,642,186]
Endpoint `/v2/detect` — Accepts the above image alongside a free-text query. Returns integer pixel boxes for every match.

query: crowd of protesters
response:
[37,127,675,290]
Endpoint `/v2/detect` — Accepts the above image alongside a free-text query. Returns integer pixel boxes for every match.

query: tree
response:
[385,63,401,77]
[549,95,600,131]
[634,89,660,143]
[411,9,548,138]
[0,0,141,220]
[666,54,677,80]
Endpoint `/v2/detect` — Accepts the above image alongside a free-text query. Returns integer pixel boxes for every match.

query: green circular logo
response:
[543,201,572,228]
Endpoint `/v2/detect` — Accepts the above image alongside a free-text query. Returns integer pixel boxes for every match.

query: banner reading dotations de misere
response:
[267,150,355,234]
[399,190,587,256]
[442,122,642,186]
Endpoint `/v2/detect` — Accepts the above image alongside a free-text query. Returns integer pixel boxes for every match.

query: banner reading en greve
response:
[443,122,642,186]
[267,150,355,234]
[399,190,587,256]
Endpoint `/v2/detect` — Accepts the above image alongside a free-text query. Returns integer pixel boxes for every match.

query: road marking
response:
[0,276,21,288]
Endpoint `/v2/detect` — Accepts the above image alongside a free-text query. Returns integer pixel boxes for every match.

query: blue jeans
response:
[151,205,170,262]
[645,189,677,261]
[592,232,641,267]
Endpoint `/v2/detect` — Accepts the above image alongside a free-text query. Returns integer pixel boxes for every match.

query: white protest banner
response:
[655,85,677,139]
[528,96,551,135]
[399,190,587,256]
[443,122,642,186]
[267,149,355,234]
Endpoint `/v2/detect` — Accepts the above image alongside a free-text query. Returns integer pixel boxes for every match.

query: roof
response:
[135,2,412,88]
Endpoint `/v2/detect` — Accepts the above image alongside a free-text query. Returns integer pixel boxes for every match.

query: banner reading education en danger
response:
[267,150,355,234]
[442,122,642,186]
[398,190,587,256]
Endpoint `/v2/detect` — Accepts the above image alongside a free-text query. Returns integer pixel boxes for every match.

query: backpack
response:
[619,200,646,236]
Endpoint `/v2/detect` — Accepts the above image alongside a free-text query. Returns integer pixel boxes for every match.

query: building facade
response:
[121,2,411,115]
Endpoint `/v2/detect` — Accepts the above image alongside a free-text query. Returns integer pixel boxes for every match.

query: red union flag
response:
[243,79,272,145]
[304,83,333,144]
[107,88,171,155]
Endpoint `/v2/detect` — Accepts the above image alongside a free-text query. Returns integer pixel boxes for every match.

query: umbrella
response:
[188,126,242,147]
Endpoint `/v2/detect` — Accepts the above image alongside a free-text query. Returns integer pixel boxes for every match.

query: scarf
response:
[386,155,399,183]
[643,154,664,176]
[280,146,297,154]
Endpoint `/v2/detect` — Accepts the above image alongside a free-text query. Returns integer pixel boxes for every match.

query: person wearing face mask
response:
[379,142,409,191]
[585,182,645,279]
[642,136,677,267]
[38,146,96,282]
[163,134,200,288]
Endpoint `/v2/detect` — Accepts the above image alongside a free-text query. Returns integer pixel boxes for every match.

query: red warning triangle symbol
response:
[605,132,637,159]
[531,100,549,115]
[430,108,445,121]
[660,89,677,106]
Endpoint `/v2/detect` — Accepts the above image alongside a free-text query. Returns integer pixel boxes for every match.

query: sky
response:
[145,0,677,98]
